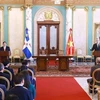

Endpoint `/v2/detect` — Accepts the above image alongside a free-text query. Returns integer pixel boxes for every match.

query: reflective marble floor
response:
[75,77,98,100]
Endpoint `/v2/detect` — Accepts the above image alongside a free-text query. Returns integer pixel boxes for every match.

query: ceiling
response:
[0,0,100,6]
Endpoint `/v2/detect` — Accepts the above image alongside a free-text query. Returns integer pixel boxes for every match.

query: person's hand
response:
[89,47,92,50]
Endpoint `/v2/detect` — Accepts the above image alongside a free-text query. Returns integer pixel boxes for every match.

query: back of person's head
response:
[2,60,10,67]
[14,73,24,84]
[96,57,100,64]
[21,70,30,78]
[22,60,30,66]
[5,94,19,100]
[20,70,31,88]
[0,63,4,71]
[22,60,28,66]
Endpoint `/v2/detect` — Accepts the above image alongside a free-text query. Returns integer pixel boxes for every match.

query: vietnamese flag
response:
[66,28,75,55]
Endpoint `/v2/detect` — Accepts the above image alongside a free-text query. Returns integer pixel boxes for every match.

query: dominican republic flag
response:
[23,28,32,59]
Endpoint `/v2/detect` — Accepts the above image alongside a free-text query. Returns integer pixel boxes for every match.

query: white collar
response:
[15,83,23,87]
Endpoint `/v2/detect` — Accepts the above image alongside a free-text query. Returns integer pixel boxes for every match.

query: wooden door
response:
[37,21,59,55]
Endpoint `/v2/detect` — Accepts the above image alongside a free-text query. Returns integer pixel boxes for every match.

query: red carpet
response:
[36,77,91,100]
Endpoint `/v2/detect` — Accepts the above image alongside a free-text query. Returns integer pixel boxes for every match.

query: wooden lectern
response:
[0,51,9,62]
[92,51,100,57]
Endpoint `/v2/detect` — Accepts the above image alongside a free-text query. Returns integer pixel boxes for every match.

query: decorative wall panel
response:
[8,8,24,57]
[93,8,100,43]
[73,8,87,55]
[0,0,24,4]
[0,10,3,46]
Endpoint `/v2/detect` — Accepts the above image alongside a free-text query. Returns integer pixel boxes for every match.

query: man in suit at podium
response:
[90,37,100,65]
[0,41,11,56]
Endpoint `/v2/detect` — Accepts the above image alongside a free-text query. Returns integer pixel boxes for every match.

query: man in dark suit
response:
[2,60,14,87]
[90,37,100,65]
[87,57,100,93]
[5,73,33,100]
[0,41,11,56]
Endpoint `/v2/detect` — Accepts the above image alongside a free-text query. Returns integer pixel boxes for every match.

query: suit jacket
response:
[0,46,10,51]
[87,64,100,85]
[4,67,14,87]
[0,72,10,88]
[91,43,100,51]
[5,86,33,100]
[90,64,100,77]
[0,84,6,100]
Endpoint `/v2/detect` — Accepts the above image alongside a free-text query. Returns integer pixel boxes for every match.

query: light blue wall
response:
[4,6,8,44]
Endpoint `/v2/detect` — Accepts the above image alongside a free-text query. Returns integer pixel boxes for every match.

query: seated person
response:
[5,94,19,100]
[0,84,6,100]
[87,57,100,93]
[21,70,36,99]
[18,60,36,85]
[18,60,35,75]
[2,60,14,87]
[0,63,10,88]
[5,73,33,100]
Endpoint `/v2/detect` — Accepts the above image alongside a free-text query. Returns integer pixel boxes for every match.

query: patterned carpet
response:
[36,62,94,77]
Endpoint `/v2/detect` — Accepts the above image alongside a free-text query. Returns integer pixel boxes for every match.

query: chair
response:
[76,48,84,62]
[0,87,5,100]
[39,47,47,55]
[84,55,92,62]
[88,68,100,98]
[4,69,12,81]
[27,68,34,79]
[56,50,64,55]
[0,76,10,90]
[13,48,21,62]
[98,89,100,100]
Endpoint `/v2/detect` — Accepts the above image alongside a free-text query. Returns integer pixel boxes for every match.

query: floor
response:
[13,61,97,100]
[75,77,98,100]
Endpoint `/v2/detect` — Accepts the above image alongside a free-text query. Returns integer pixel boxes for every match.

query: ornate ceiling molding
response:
[66,0,100,6]
[0,0,100,5]
[0,0,24,4]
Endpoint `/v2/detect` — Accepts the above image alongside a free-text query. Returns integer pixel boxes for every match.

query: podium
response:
[92,51,100,57]
[0,51,9,62]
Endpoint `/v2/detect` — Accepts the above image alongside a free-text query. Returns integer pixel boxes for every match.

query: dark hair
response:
[20,70,31,88]
[22,60,30,66]
[3,41,6,44]
[0,63,4,71]
[2,60,10,66]
[14,73,24,84]
[5,94,19,100]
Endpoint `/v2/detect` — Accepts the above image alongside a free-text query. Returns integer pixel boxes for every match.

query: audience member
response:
[87,57,100,93]
[18,60,36,85]
[18,60,35,75]
[0,63,10,88]
[5,94,19,100]
[2,60,14,87]
[0,84,6,100]
[21,70,36,99]
[5,73,33,100]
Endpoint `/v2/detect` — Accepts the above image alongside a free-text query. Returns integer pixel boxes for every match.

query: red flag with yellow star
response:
[66,28,75,55]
